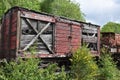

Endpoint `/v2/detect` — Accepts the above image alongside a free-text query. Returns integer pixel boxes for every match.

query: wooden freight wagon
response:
[101,32,120,68]
[101,32,120,54]
[0,6,100,60]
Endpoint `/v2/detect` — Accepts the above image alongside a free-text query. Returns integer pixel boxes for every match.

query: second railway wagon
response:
[0,7,100,60]
[101,32,120,54]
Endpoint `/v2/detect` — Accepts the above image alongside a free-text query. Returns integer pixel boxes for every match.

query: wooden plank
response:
[71,39,80,43]
[56,37,69,42]
[38,21,52,29]
[56,26,70,31]
[55,41,69,45]
[57,18,80,25]
[24,19,54,54]
[23,22,51,51]
[37,46,47,50]
[39,35,54,54]
[72,29,80,32]
[82,29,97,33]
[82,38,97,43]
[83,24,98,30]
[21,35,35,41]
[72,34,81,38]
[56,22,69,26]
[21,40,31,45]
[40,34,52,44]
[82,35,97,39]
[37,50,50,54]
[21,11,55,22]
[72,32,80,36]
[56,29,70,34]
[55,34,68,38]
[55,47,69,51]
[72,25,80,29]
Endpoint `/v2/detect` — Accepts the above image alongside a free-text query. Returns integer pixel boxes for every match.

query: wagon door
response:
[71,24,81,51]
[55,22,71,55]
[19,17,54,54]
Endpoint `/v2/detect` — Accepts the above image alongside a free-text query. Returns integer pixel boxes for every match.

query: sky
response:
[74,0,120,26]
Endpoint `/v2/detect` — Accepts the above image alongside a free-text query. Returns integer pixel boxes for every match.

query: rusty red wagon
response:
[101,32,120,54]
[0,7,100,61]
[101,32,120,68]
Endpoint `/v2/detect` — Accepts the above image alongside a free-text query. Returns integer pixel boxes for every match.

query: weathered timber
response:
[23,22,51,51]
[82,29,97,33]
[23,18,54,53]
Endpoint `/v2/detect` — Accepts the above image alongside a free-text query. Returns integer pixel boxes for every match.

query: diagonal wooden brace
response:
[86,33,96,47]
[23,22,51,51]
[24,19,54,54]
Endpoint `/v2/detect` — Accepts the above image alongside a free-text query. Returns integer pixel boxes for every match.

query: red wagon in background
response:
[101,32,120,54]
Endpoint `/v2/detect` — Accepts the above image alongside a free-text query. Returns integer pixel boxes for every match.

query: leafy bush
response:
[70,46,99,80]
[0,58,67,80]
[0,47,120,80]
[98,48,120,80]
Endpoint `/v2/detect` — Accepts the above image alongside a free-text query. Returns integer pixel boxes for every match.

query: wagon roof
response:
[101,32,115,34]
[101,32,120,35]
[2,6,100,27]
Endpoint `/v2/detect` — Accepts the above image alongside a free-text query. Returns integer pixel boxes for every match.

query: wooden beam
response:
[83,24,97,30]
[83,32,97,47]
[23,22,51,51]
[24,18,54,54]
[82,29,97,33]
[25,19,38,33]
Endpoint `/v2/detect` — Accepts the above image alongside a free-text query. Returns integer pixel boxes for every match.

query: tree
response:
[0,0,41,19]
[40,0,85,21]
[101,22,120,33]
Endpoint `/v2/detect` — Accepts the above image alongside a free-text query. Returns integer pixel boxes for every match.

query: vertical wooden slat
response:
[8,10,13,59]
[97,27,100,54]
[4,13,10,59]
[16,11,21,57]
[0,16,5,58]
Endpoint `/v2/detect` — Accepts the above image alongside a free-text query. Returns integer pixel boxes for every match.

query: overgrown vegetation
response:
[70,46,99,80]
[101,22,120,33]
[97,48,120,80]
[40,0,85,21]
[0,0,41,19]
[0,0,85,21]
[0,58,67,80]
[0,47,119,80]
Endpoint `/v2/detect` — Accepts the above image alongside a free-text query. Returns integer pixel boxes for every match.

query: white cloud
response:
[74,0,120,26]
[78,0,118,12]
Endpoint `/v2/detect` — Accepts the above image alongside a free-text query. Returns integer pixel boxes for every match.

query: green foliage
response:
[40,0,85,21]
[98,48,120,80]
[70,46,99,80]
[101,22,120,33]
[0,58,67,80]
[0,47,120,80]
[0,0,41,19]
[0,0,85,22]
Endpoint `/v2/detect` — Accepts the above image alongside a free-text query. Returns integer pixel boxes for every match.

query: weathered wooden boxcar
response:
[0,7,100,60]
